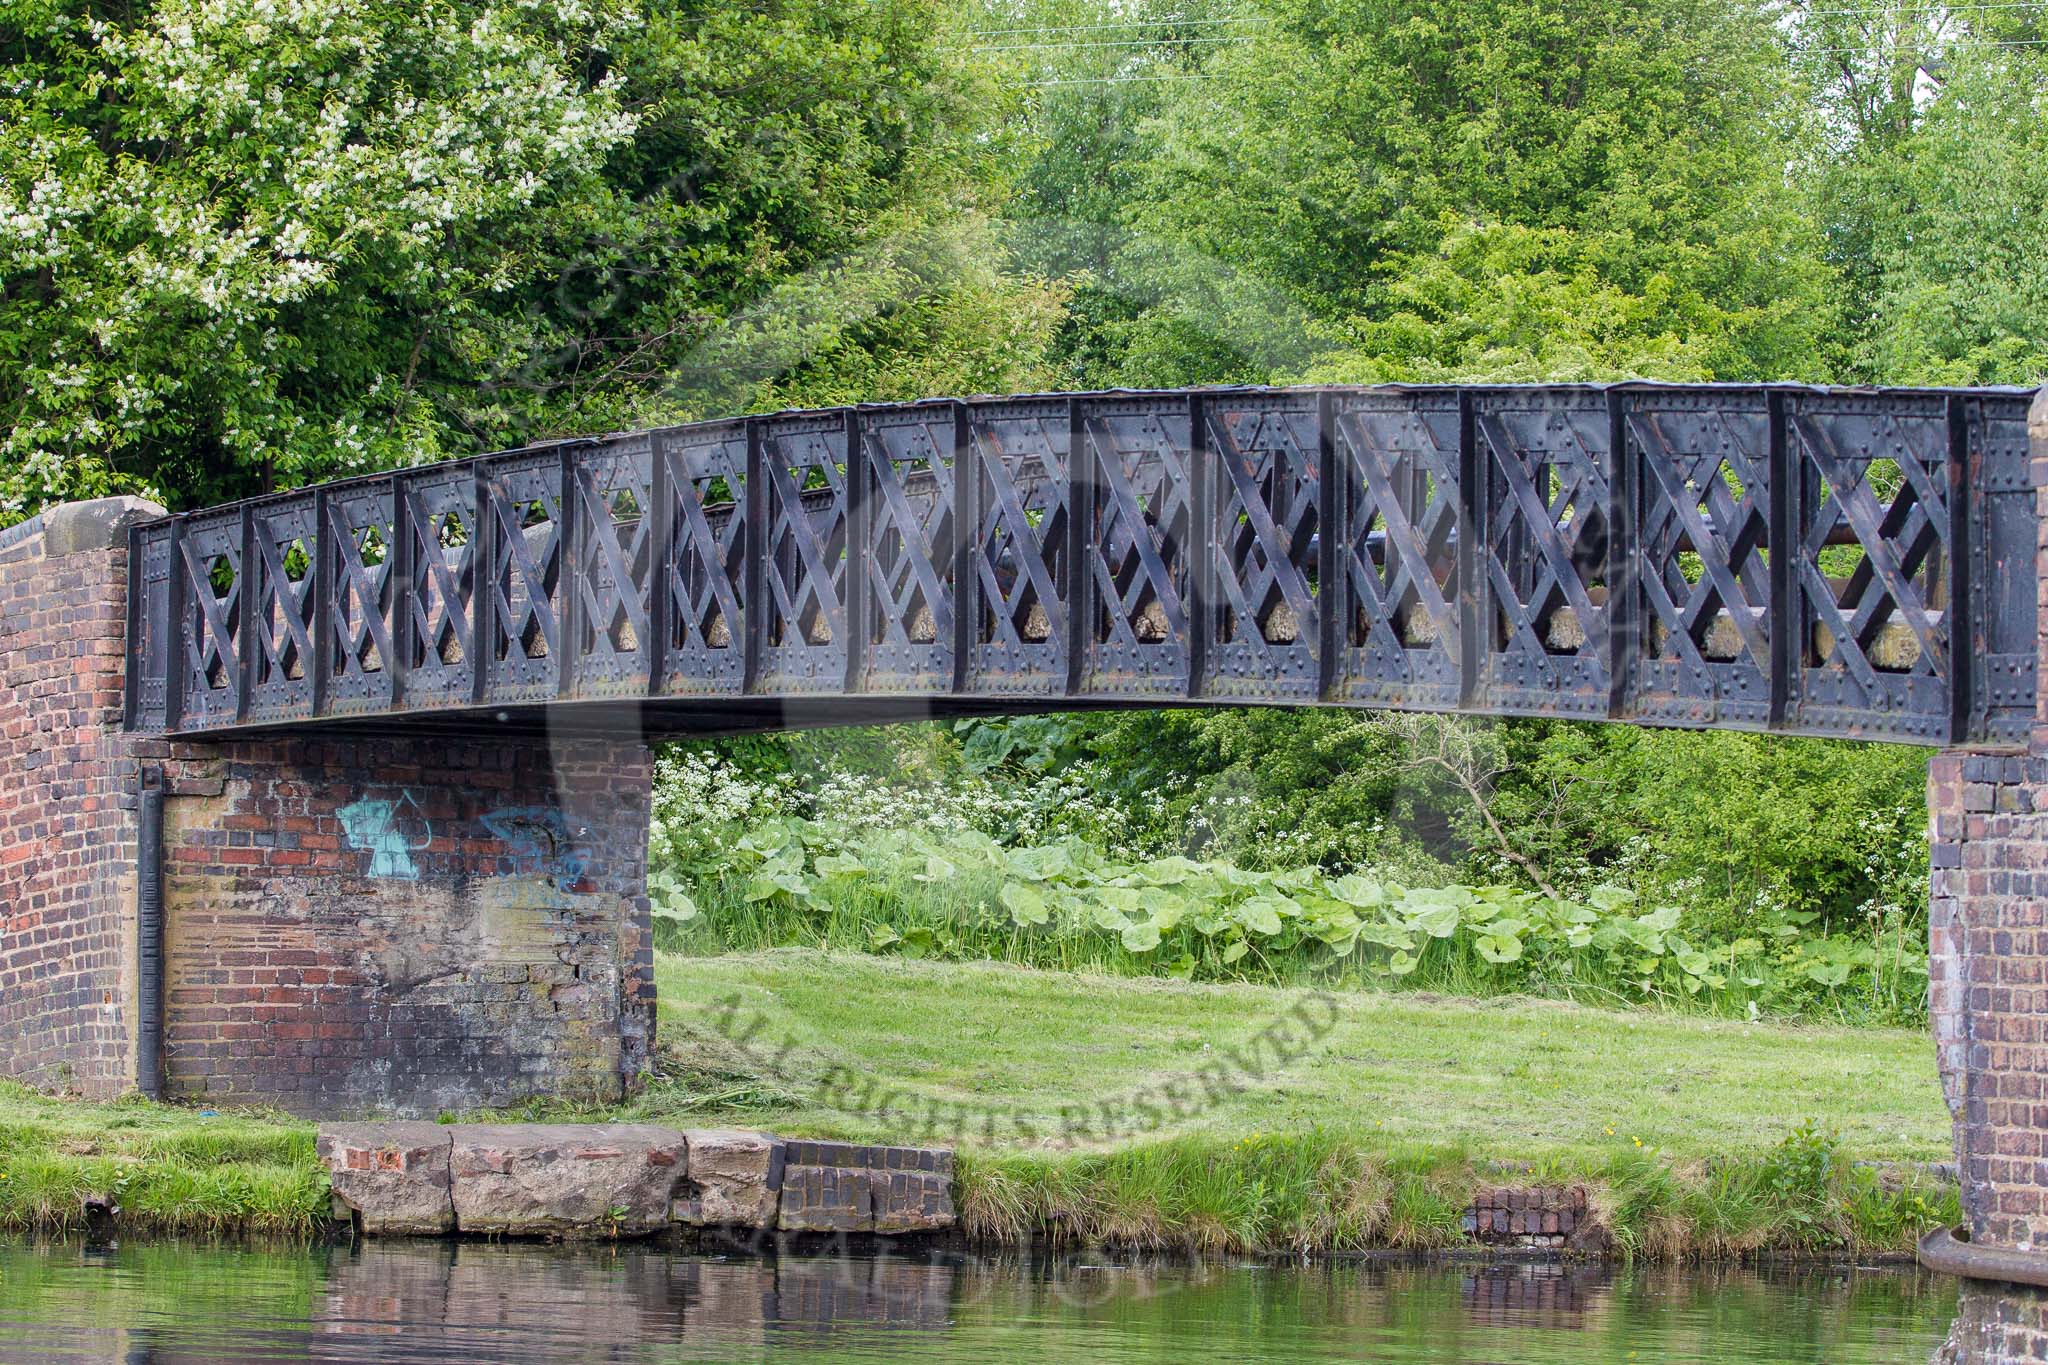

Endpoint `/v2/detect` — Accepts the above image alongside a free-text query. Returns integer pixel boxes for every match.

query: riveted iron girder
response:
[123,384,2040,747]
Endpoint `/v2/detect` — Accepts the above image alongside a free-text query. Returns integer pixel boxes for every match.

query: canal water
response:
[0,1238,1976,1362]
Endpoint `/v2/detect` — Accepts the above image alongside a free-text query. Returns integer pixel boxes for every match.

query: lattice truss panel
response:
[322,486,395,716]
[1471,392,1613,718]
[243,497,317,722]
[399,470,476,705]
[758,414,848,692]
[860,406,957,691]
[1331,392,1465,711]
[174,510,244,729]
[1079,399,1193,697]
[1788,394,1953,741]
[1630,391,1774,729]
[571,437,655,698]
[965,399,1071,694]
[657,422,748,696]
[481,453,562,701]
[1204,394,1321,699]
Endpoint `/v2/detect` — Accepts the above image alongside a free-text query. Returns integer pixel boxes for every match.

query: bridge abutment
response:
[0,497,165,1097]
[151,731,655,1115]
[1931,389,2048,1250]
[1,498,655,1115]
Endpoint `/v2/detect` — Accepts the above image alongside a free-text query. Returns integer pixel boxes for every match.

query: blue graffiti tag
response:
[481,805,593,888]
[337,793,431,880]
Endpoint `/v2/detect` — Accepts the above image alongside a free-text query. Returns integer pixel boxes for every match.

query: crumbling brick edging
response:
[1462,1184,1610,1254]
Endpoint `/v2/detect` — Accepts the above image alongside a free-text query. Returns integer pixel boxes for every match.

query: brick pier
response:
[1929,389,2048,1253]
[0,498,654,1114]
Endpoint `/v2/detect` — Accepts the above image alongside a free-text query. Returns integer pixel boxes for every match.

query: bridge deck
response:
[123,383,2040,747]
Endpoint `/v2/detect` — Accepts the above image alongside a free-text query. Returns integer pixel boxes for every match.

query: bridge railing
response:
[123,384,2039,746]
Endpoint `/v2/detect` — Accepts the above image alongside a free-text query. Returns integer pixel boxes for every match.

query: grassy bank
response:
[1,950,1958,1255]
[0,1082,323,1238]
[522,950,1958,1257]
[953,1127,1955,1260]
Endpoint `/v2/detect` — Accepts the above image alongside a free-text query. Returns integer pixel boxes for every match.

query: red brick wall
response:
[1929,387,2048,1248]
[0,500,161,1096]
[1928,748,2048,1244]
[154,733,654,1115]
[0,499,656,1116]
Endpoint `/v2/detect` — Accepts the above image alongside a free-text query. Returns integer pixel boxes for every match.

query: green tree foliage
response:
[986,0,1256,386]
[0,0,1062,518]
[1789,6,2048,383]
[1850,48,2048,384]
[1,0,635,513]
[1470,723,1930,937]
[1072,709,1450,873]
[1057,708,1928,937]
[1049,0,1843,384]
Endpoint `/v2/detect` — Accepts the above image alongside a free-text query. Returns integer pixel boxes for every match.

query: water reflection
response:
[320,1242,962,1355]
[0,1237,1980,1363]
[1458,1263,1613,1329]
[1937,1280,2048,1363]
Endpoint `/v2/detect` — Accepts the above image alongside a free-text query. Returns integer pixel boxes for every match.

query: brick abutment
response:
[1927,389,2048,1251]
[1,498,654,1114]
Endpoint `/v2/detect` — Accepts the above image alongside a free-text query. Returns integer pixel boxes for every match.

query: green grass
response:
[0,1082,324,1237]
[0,949,1960,1255]
[520,948,1960,1258]
[648,949,1947,1163]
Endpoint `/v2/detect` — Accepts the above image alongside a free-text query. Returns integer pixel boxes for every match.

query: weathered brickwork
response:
[0,498,655,1115]
[1930,388,2048,1250]
[1461,1185,1597,1250]
[777,1140,957,1235]
[0,500,163,1096]
[153,732,654,1114]
[1929,748,2048,1246]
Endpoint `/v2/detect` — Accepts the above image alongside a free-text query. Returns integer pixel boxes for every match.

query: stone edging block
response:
[448,1124,686,1238]
[316,1122,455,1235]
[318,1123,959,1239]
[672,1129,784,1228]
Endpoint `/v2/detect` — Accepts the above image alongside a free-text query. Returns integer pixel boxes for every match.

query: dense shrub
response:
[650,729,1931,1024]
[957,710,1931,941]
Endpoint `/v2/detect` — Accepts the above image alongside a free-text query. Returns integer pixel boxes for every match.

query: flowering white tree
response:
[0,0,1049,520]
[0,0,636,515]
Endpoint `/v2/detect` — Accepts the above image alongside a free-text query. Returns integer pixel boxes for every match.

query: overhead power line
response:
[976,35,1252,53]
[970,16,1271,37]
[1805,34,2048,49]
[1799,1,2047,14]
[1021,73,1235,86]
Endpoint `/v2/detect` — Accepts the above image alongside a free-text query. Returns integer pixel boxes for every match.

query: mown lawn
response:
[646,949,1949,1163]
